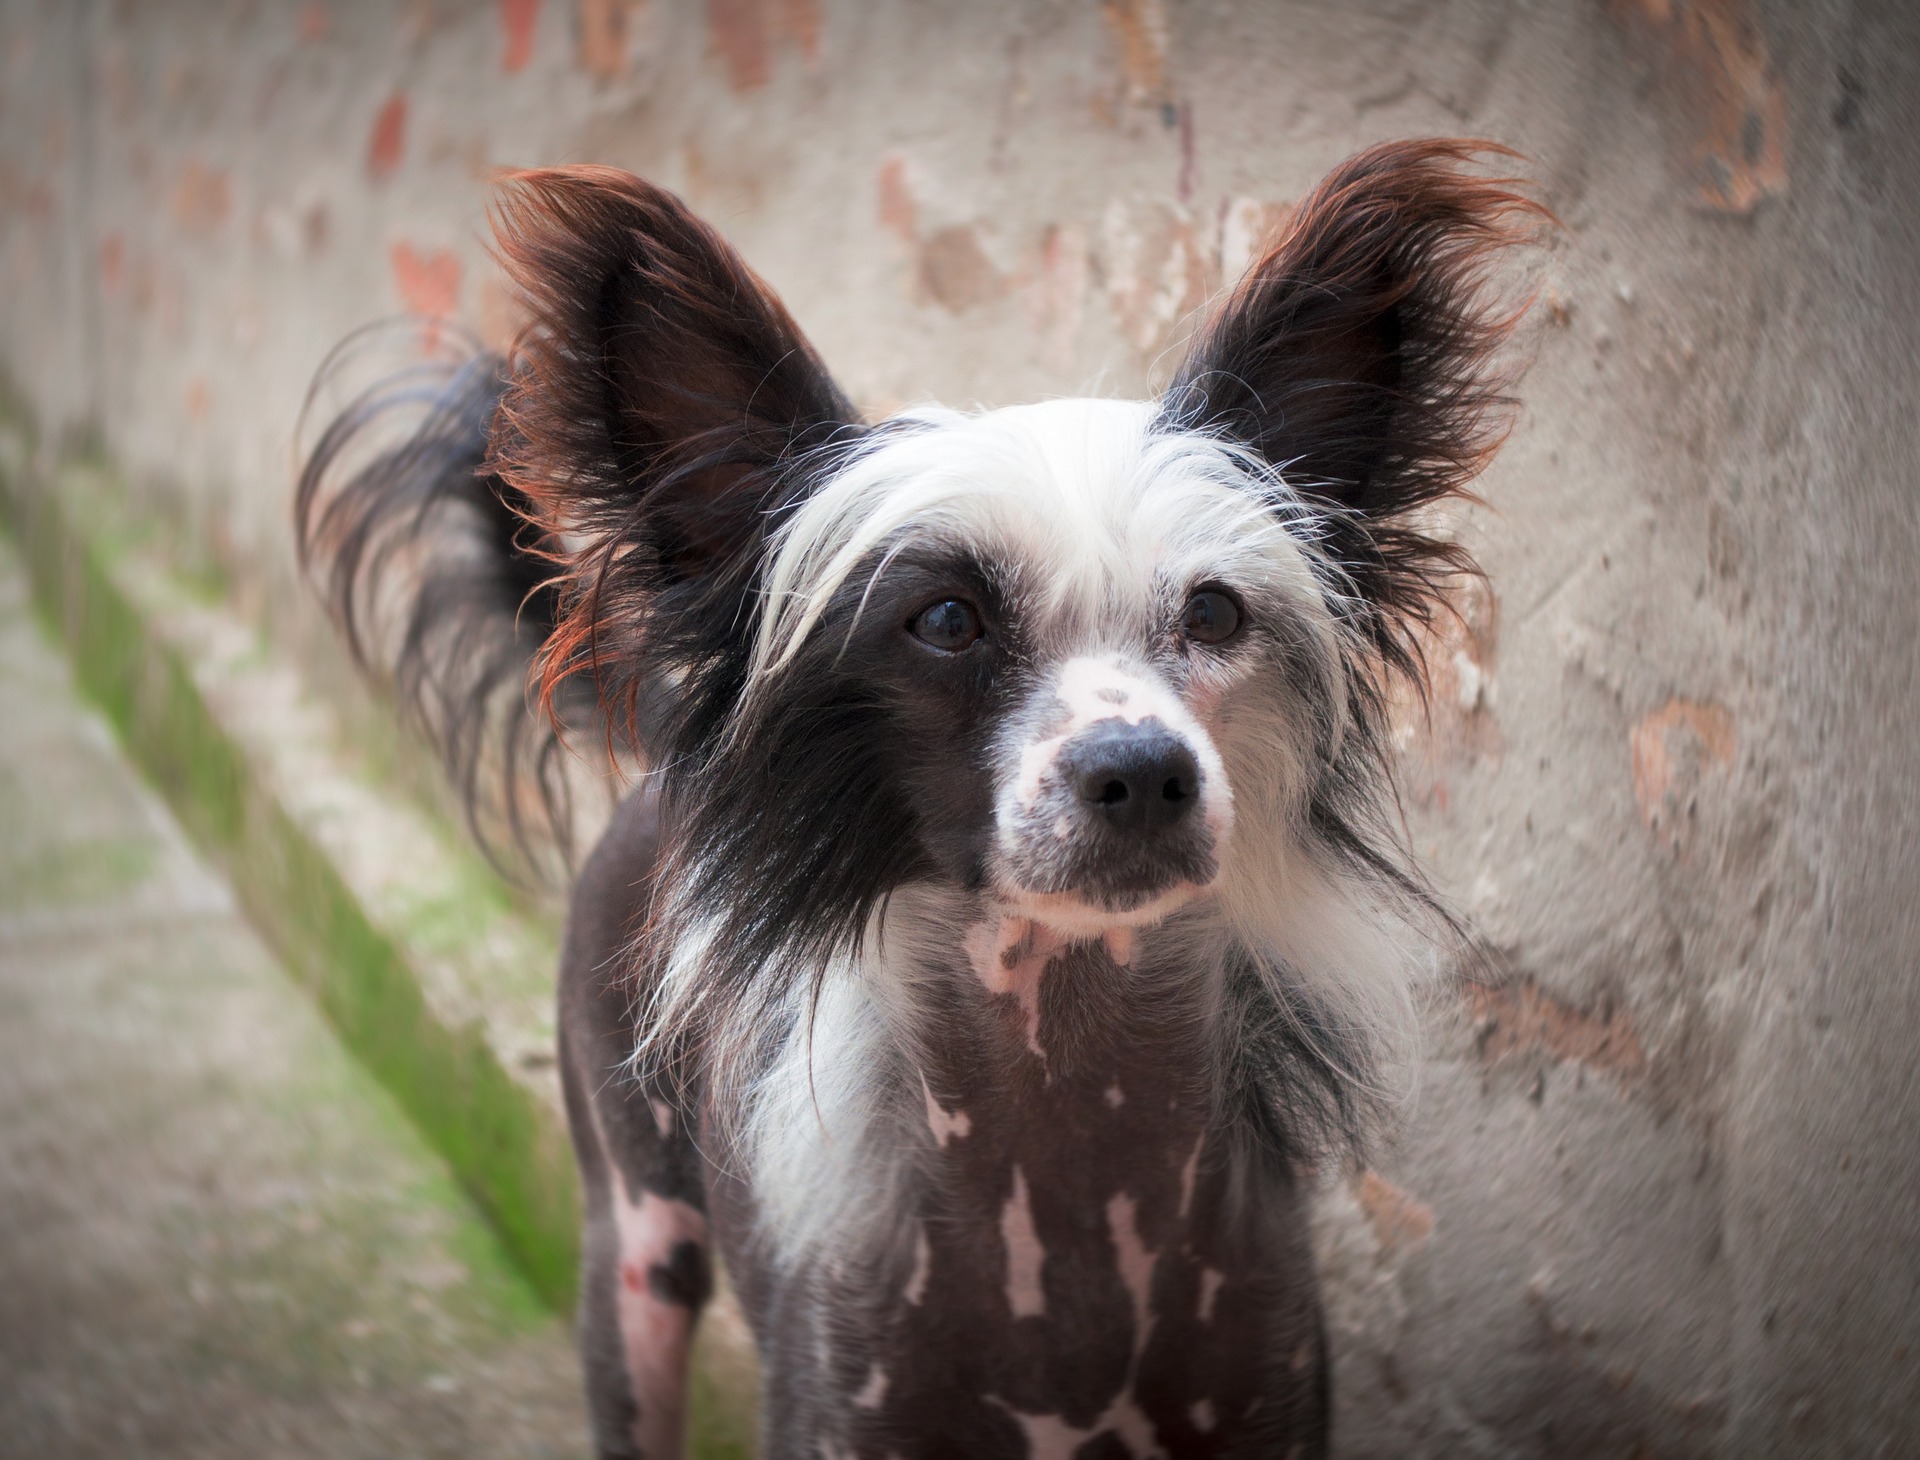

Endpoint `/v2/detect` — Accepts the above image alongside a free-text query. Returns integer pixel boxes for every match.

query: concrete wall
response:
[3,1,1917,1454]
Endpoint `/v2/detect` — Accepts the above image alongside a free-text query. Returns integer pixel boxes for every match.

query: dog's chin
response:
[994,879,1212,942]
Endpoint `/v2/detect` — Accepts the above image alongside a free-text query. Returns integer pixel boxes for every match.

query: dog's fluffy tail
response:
[294,322,589,873]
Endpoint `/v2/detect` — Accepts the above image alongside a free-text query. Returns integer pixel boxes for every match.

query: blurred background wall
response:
[2,1,1917,1455]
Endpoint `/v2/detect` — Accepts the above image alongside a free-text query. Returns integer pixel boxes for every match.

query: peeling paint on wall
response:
[1101,197,1210,357]
[706,0,819,92]
[1394,574,1502,812]
[477,268,529,355]
[389,240,462,322]
[1631,697,1735,853]
[500,0,540,73]
[876,152,916,242]
[1102,0,1170,106]
[1467,976,1649,1082]
[99,232,125,293]
[578,0,654,78]
[1216,195,1291,290]
[917,224,1004,314]
[171,159,231,236]
[1355,1172,1435,1254]
[366,93,407,182]
[1608,0,1786,214]
[297,2,329,44]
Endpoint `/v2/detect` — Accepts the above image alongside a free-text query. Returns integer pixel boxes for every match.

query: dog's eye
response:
[909,598,983,653]
[1182,589,1243,646]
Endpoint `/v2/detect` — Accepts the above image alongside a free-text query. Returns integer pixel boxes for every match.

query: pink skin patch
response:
[854,1363,890,1409]
[991,1191,1167,1453]
[1000,1409,1107,1460]
[960,909,1139,1065]
[1197,1267,1225,1324]
[904,1224,931,1306]
[1108,1192,1157,1345]
[1002,1166,1047,1319]
[922,1074,972,1148]
[964,916,1067,1061]
[1178,1133,1203,1219]
[608,1180,707,1459]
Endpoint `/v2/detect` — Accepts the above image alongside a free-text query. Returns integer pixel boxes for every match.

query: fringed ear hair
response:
[486,166,865,760]
[1165,139,1547,681]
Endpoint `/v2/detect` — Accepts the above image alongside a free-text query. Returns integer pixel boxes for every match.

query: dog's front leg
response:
[559,795,713,1460]
[563,996,711,1460]
[570,1067,709,1458]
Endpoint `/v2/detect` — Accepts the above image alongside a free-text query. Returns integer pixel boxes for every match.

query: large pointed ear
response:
[485,166,863,745]
[1165,140,1545,667]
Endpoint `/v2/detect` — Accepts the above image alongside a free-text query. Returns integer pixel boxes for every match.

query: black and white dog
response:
[297,139,1537,1460]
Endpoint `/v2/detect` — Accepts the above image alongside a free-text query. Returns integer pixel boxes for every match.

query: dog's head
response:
[489,142,1539,975]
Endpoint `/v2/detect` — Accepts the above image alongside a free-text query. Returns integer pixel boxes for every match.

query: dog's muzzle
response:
[993,689,1228,925]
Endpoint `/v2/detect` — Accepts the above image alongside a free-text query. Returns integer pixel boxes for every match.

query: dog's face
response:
[750,399,1345,942]
[488,144,1537,974]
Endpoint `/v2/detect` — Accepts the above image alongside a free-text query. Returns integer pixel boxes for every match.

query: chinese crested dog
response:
[297,138,1539,1459]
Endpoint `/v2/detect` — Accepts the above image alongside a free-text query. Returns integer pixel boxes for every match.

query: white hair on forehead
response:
[751,397,1337,681]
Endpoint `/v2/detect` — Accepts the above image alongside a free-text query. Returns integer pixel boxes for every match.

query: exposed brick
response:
[170,159,231,236]
[366,94,407,182]
[1630,697,1735,852]
[707,0,770,92]
[1355,1171,1434,1253]
[1101,0,1169,106]
[1607,0,1786,215]
[876,153,917,242]
[917,224,1004,315]
[501,0,540,73]
[389,241,462,320]
[297,1,329,43]
[1468,977,1648,1081]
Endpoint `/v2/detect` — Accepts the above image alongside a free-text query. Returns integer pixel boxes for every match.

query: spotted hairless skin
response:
[297,141,1539,1457]
[562,786,1328,1459]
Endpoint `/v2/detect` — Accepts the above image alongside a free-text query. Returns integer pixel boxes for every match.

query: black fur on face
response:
[653,521,1039,1064]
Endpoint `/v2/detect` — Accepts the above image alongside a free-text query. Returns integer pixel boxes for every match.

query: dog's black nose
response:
[1065,719,1201,834]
